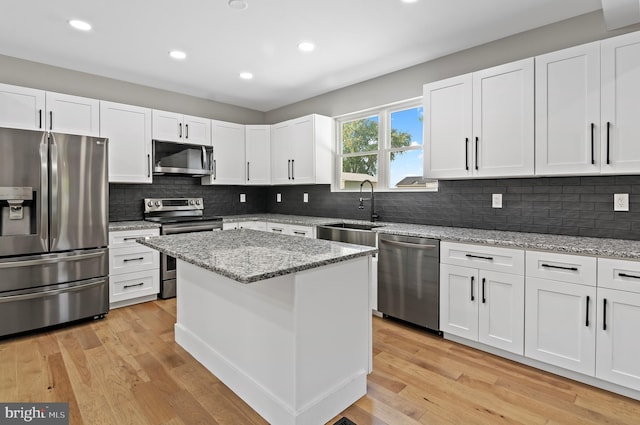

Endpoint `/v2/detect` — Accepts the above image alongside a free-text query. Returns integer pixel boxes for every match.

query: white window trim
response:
[333,97,438,192]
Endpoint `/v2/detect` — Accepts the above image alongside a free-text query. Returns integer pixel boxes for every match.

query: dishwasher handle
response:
[380,239,437,250]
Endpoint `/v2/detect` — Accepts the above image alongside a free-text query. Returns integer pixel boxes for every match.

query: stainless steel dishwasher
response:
[378,233,440,332]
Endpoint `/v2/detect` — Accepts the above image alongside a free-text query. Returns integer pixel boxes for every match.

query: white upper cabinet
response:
[152,110,211,146]
[45,91,100,136]
[100,101,152,184]
[270,114,333,185]
[535,42,601,175]
[601,31,640,174]
[245,125,271,185]
[202,120,245,185]
[0,83,45,130]
[423,58,534,179]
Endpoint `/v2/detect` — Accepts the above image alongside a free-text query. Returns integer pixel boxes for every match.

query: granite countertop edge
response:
[109,221,161,231]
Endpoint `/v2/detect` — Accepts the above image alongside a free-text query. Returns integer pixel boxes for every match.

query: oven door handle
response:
[162,225,220,235]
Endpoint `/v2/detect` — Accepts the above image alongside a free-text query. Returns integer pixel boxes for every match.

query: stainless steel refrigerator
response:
[0,127,109,337]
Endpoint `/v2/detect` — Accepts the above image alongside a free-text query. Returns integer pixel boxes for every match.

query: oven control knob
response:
[196,200,201,205]
[189,200,195,205]
[147,201,153,207]
[155,201,161,207]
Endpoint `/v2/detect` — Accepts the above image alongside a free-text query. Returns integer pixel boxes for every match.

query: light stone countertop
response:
[136,229,377,284]
[109,221,161,232]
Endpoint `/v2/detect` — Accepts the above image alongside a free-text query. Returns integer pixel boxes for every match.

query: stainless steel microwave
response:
[152,140,214,176]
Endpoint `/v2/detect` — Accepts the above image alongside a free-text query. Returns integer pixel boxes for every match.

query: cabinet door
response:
[0,83,45,130]
[152,110,183,142]
[205,120,245,185]
[423,74,473,178]
[100,101,152,183]
[290,115,315,184]
[596,288,640,391]
[271,122,292,184]
[525,277,596,375]
[183,115,211,146]
[440,264,478,340]
[478,270,524,355]
[535,42,601,175]
[473,58,534,177]
[45,92,99,136]
[245,125,271,185]
[601,31,640,174]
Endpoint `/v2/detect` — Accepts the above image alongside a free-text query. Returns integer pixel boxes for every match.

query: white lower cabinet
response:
[108,228,159,308]
[596,258,640,391]
[266,222,314,238]
[440,242,525,355]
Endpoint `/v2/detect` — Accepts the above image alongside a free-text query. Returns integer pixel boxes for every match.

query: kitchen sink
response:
[316,222,380,247]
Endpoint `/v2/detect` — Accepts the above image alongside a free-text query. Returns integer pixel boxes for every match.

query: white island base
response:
[174,256,371,425]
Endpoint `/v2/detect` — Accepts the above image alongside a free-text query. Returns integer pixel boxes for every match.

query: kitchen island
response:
[137,229,376,425]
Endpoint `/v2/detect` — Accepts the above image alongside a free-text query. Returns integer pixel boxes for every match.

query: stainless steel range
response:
[144,198,222,299]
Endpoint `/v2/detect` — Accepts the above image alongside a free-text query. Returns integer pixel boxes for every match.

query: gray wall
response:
[264,11,640,123]
[0,54,264,124]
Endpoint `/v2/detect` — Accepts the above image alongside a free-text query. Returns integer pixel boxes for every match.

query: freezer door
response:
[0,127,48,257]
[49,133,108,252]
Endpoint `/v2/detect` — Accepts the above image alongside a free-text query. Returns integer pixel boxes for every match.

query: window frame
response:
[333,97,436,192]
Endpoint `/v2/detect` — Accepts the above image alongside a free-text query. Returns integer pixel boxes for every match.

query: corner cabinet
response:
[271,114,333,185]
[100,101,152,183]
[152,110,211,145]
[245,125,271,185]
[0,83,45,130]
[423,58,534,179]
[440,242,525,355]
[202,120,245,185]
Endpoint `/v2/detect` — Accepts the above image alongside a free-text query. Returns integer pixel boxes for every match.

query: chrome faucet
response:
[359,179,379,222]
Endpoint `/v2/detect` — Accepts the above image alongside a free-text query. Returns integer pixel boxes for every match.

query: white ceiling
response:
[0,0,603,112]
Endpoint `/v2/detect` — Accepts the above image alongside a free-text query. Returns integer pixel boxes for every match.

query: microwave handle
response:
[208,149,215,174]
[201,146,207,170]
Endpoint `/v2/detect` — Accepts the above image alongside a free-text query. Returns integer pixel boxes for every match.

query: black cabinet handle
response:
[590,123,595,165]
[470,276,475,301]
[179,123,183,138]
[606,122,611,164]
[482,277,486,304]
[541,263,578,272]
[39,109,42,129]
[291,159,295,180]
[247,162,250,181]
[185,123,189,139]
[465,138,469,171]
[585,295,590,327]
[475,137,479,170]
[603,298,608,331]
[466,254,494,261]
[618,272,640,279]
[123,237,139,241]
[124,282,145,289]
[147,154,151,178]
[49,111,53,130]
[287,159,291,180]
[123,257,144,262]
[213,159,217,180]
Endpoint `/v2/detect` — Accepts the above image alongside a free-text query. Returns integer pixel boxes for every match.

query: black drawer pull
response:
[470,276,475,301]
[585,295,590,327]
[541,263,578,271]
[603,299,608,331]
[124,282,144,289]
[123,257,144,262]
[618,272,640,280]
[466,254,494,261]
[123,237,140,241]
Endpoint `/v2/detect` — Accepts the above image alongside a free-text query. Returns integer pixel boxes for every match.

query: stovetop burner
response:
[143,197,222,226]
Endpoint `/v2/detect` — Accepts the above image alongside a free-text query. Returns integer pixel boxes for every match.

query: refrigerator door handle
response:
[49,134,59,248]
[40,134,49,250]
[0,277,106,303]
[0,250,105,269]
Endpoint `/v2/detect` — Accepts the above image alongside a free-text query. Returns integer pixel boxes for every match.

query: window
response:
[336,99,436,191]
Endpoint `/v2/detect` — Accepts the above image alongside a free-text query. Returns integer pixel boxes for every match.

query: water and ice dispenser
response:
[0,187,36,236]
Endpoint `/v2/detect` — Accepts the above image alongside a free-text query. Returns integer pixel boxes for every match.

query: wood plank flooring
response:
[1,299,639,424]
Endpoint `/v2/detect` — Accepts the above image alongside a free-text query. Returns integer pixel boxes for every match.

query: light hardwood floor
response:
[1,299,639,424]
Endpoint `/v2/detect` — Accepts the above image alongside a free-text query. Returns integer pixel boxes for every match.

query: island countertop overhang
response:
[136,229,377,284]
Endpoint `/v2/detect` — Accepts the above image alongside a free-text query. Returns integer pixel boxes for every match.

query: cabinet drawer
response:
[109,228,159,247]
[266,222,287,234]
[440,242,524,275]
[110,270,159,303]
[598,258,640,293]
[526,251,596,286]
[289,225,314,238]
[110,246,159,275]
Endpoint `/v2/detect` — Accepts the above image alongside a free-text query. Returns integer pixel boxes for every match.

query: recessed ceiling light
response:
[297,41,315,52]
[228,0,248,10]
[169,50,187,60]
[69,19,92,31]
[239,72,253,80]
[401,0,419,3]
